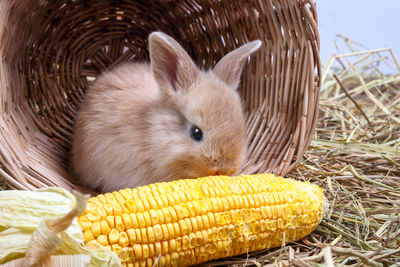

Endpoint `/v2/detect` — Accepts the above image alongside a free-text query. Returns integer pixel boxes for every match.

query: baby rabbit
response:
[72,32,261,192]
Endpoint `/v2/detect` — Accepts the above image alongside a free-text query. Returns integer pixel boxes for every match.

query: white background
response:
[317,0,400,64]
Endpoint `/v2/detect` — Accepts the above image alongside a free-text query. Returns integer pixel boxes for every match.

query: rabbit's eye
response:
[190,125,203,142]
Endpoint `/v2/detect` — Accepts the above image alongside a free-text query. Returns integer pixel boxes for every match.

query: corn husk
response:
[0,187,120,267]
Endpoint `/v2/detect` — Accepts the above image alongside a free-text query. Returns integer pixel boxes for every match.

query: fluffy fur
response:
[72,32,261,192]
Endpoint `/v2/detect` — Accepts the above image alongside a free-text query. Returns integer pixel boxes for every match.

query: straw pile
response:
[198,41,400,266]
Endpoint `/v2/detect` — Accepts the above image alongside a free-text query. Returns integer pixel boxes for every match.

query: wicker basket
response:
[0,0,320,192]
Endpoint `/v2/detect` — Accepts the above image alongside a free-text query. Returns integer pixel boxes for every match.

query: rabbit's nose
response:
[209,169,222,176]
[208,168,237,176]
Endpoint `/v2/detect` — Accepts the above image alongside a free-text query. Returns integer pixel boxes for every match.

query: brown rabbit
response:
[72,32,261,192]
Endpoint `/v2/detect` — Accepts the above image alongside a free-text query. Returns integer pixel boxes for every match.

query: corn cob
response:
[78,174,324,266]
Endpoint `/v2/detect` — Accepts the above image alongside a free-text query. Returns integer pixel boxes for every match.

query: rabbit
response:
[72,31,261,192]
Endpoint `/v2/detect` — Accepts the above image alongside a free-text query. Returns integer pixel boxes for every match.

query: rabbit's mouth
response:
[206,167,237,177]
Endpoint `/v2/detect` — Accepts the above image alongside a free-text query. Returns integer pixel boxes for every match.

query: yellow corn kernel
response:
[147,226,155,243]
[126,228,136,245]
[154,242,162,255]
[90,221,101,237]
[141,198,151,211]
[134,199,145,212]
[136,213,145,228]
[148,243,155,257]
[124,199,136,213]
[101,220,111,235]
[97,194,106,204]
[104,193,116,205]
[129,213,139,228]
[122,213,132,229]
[140,228,148,243]
[190,217,198,232]
[86,210,100,222]
[114,191,125,203]
[115,215,124,232]
[103,203,113,215]
[178,219,187,236]
[108,228,119,244]
[168,207,177,222]
[153,224,163,242]
[106,215,114,229]
[172,222,180,238]
[119,188,132,200]
[148,198,158,210]
[169,223,177,239]
[97,206,107,219]
[133,244,142,259]
[149,209,160,225]
[142,244,150,259]
[119,231,129,247]
[113,203,123,216]
[85,202,97,211]
[161,240,168,254]
[97,234,109,246]
[134,228,142,243]
[79,174,324,266]
[83,229,94,242]
[184,218,192,233]
[143,212,151,227]
[78,215,91,231]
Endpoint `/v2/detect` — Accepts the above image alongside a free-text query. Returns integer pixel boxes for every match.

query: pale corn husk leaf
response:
[0,187,120,267]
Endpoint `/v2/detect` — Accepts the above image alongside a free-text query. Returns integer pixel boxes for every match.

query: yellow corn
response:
[78,174,324,266]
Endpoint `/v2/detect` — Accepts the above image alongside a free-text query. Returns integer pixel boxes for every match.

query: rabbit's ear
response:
[149,32,198,94]
[214,40,262,90]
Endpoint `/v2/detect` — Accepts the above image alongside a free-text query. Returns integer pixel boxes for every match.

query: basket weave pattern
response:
[0,0,320,191]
